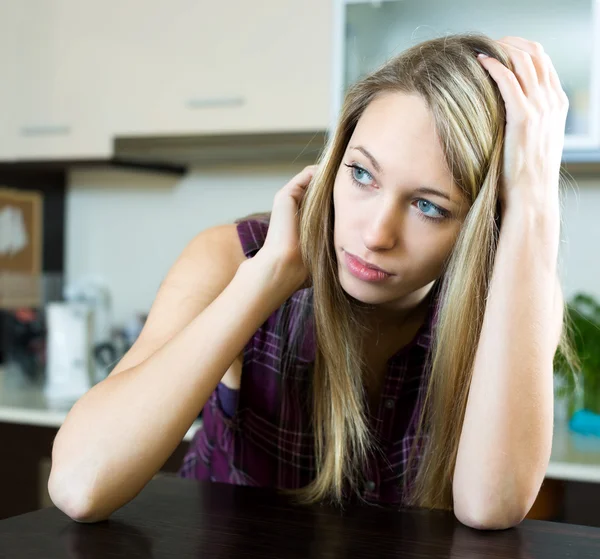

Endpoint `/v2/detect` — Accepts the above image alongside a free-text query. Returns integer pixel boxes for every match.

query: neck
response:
[359,280,439,406]
[363,280,436,341]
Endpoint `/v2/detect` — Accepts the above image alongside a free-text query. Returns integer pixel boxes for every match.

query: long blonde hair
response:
[241,33,578,510]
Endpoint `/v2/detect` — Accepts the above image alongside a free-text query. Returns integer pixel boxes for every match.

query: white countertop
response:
[547,421,600,483]
[0,367,202,443]
[1,367,600,482]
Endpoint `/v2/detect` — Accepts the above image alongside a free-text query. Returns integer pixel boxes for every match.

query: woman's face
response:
[333,91,469,313]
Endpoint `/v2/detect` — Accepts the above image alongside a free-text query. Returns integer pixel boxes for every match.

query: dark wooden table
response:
[1,477,600,558]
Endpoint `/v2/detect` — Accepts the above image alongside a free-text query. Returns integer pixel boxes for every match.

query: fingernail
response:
[477,53,489,59]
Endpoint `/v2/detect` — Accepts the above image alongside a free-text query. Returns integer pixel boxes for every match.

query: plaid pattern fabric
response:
[178,218,441,505]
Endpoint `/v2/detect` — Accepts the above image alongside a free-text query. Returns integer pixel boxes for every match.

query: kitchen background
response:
[1,0,600,525]
[68,168,600,328]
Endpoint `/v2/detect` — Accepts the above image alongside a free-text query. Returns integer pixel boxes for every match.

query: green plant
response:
[554,293,600,417]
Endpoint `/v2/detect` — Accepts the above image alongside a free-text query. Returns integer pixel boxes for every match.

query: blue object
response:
[569,409,600,436]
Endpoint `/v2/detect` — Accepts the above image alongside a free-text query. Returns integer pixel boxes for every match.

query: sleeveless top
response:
[178,217,443,505]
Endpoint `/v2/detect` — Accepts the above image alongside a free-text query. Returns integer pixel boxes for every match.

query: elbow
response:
[452,467,540,530]
[48,427,113,523]
[48,466,110,523]
[454,500,527,531]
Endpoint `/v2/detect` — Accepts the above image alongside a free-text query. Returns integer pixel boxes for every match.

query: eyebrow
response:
[349,145,455,204]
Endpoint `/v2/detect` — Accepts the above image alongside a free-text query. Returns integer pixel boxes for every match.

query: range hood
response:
[112,130,600,176]
[113,130,329,169]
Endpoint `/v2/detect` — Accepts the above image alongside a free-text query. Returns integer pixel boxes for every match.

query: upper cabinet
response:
[11,1,115,160]
[336,0,600,161]
[2,0,333,162]
[107,1,333,138]
[5,1,599,164]
[0,5,20,160]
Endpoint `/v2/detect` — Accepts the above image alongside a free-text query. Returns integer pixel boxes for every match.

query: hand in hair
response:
[257,164,317,292]
[476,36,569,215]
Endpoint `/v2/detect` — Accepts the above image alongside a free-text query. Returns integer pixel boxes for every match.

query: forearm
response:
[49,256,296,522]
[453,202,561,529]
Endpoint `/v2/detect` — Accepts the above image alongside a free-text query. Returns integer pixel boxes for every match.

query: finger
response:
[288,167,315,190]
[498,37,568,109]
[543,53,570,107]
[477,54,529,115]
[550,64,569,107]
[495,39,541,99]
[296,166,316,179]
[497,36,550,88]
[301,166,317,185]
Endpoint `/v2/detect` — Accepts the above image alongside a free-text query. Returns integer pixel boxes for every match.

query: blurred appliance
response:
[44,301,94,404]
[44,278,120,404]
[64,278,119,382]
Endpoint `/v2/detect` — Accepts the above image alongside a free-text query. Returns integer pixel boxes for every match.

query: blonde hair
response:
[240,33,578,510]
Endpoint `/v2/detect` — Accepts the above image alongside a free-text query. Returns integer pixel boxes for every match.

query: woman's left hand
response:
[476,36,569,216]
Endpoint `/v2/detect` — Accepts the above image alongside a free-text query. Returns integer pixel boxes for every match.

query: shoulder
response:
[107,222,246,378]
[186,211,272,270]
[183,222,246,273]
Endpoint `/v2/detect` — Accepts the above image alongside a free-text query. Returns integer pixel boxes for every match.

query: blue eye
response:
[344,162,450,223]
[344,163,373,188]
[417,200,444,218]
[415,200,451,223]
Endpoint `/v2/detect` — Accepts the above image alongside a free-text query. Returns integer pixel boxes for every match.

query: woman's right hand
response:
[256,164,317,291]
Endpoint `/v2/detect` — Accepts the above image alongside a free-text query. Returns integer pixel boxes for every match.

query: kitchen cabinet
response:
[108,0,333,137]
[3,0,333,162]
[336,0,600,161]
[0,5,18,160]
[11,1,114,160]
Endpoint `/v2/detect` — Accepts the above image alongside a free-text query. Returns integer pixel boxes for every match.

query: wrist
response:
[238,253,303,303]
[501,190,560,226]
[500,199,560,271]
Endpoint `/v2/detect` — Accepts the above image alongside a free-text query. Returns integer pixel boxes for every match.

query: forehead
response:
[349,92,451,182]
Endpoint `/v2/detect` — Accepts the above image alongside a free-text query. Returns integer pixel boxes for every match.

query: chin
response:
[337,270,397,306]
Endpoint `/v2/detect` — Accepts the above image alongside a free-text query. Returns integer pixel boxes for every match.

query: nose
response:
[362,204,399,252]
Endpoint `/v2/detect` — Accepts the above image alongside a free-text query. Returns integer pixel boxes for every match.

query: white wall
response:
[66,163,305,327]
[559,175,600,299]
[66,166,600,328]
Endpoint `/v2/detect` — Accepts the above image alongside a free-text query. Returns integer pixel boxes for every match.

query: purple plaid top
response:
[178,217,442,505]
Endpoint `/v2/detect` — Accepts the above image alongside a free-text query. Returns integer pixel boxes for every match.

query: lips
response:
[345,251,393,275]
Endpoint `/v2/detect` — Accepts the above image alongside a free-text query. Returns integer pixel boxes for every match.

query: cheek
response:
[426,230,461,269]
[333,182,358,220]
[332,175,347,210]
[405,229,458,265]
[332,184,342,245]
[332,181,352,232]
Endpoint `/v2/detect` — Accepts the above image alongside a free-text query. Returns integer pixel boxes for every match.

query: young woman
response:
[48,33,575,530]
